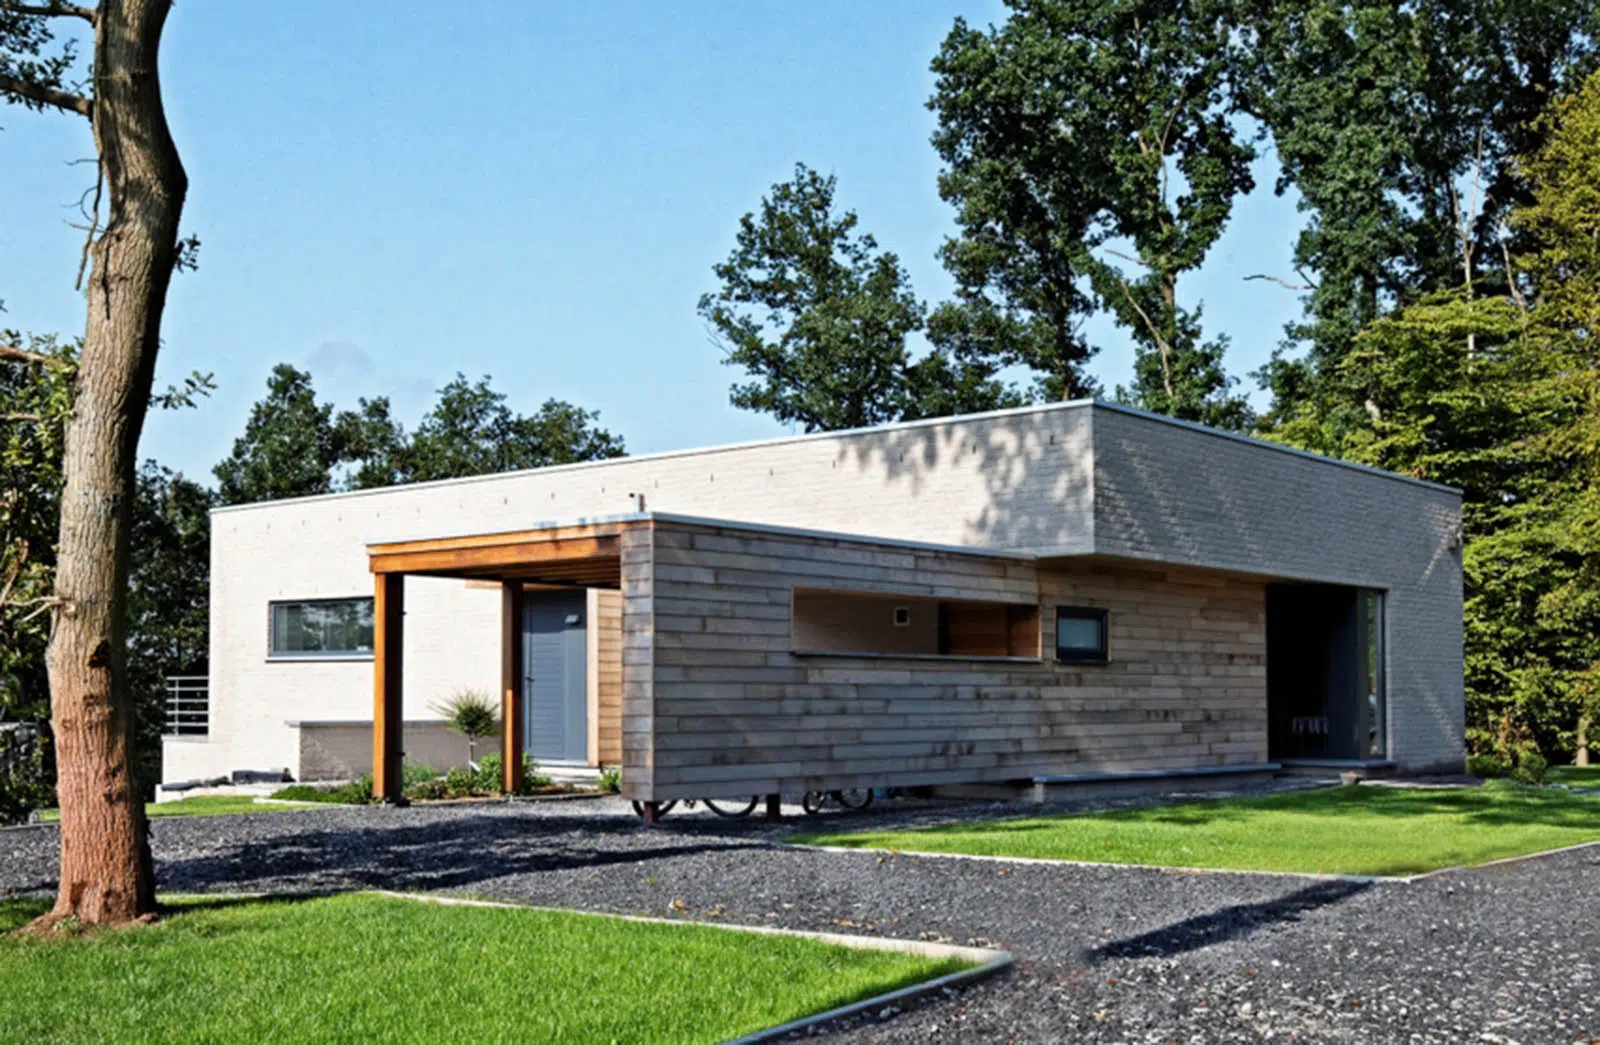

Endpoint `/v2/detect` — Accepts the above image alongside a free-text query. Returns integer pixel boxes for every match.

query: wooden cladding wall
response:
[626,519,1268,801]
[591,588,624,765]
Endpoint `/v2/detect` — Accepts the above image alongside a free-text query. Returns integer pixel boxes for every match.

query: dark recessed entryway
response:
[1266,583,1386,762]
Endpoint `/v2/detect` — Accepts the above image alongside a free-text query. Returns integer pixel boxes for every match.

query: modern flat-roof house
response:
[164,401,1465,804]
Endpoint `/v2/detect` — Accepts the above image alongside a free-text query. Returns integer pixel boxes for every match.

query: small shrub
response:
[475,752,503,794]
[402,761,439,789]
[406,777,450,801]
[0,727,53,826]
[432,690,500,768]
[595,766,621,793]
[270,775,374,805]
[443,766,475,798]
[1466,753,1507,779]
[1512,752,1548,785]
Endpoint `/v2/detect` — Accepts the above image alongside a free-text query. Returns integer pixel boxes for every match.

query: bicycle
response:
[800,788,874,815]
[630,795,761,820]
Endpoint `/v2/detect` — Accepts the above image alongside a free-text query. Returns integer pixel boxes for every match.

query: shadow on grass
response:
[904,782,1600,838]
[1086,878,1373,964]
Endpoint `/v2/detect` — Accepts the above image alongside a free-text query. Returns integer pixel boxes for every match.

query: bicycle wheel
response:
[832,788,874,811]
[801,790,827,816]
[631,800,678,819]
[704,796,760,818]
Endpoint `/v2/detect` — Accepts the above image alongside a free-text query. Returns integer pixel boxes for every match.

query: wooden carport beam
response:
[372,573,405,801]
[369,533,619,577]
[501,581,525,795]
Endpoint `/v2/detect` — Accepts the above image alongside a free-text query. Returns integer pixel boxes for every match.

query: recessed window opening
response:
[269,598,375,658]
[1055,606,1109,664]
[792,588,1039,658]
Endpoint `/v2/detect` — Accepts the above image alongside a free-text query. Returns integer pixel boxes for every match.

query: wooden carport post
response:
[501,581,525,794]
[372,573,405,802]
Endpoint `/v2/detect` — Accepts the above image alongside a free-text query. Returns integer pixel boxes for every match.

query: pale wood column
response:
[372,572,405,800]
[501,581,525,794]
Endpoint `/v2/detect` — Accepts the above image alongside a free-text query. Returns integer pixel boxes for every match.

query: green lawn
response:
[34,794,318,822]
[1550,764,1600,788]
[0,893,967,1044]
[792,780,1600,877]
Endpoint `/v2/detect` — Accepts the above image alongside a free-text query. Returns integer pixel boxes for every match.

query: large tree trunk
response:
[40,0,185,929]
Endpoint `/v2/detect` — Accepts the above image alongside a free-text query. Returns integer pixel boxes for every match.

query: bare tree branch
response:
[0,340,70,368]
[0,2,96,21]
[1112,275,1175,399]
[1245,272,1316,292]
[0,70,92,117]
[0,412,45,422]
[1499,225,1528,313]
[75,164,103,290]
[1103,248,1150,270]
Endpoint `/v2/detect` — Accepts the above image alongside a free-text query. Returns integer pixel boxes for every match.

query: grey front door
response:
[522,590,588,763]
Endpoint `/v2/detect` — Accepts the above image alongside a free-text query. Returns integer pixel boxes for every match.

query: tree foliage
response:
[1243,0,1599,417]
[931,0,1256,423]
[216,365,627,504]
[214,364,344,505]
[1268,69,1600,760]
[0,331,75,727]
[701,163,1020,433]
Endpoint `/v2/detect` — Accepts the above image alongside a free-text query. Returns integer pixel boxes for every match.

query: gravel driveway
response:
[3,796,1596,1044]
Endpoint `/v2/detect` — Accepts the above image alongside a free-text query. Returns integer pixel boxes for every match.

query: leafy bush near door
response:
[269,754,556,804]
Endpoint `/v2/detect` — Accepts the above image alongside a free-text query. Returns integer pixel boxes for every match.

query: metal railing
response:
[164,676,209,736]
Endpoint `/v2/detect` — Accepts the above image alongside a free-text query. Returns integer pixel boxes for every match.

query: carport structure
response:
[366,519,630,799]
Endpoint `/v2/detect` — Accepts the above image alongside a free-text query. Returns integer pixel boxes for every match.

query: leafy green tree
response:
[700,164,928,431]
[1269,69,1600,762]
[0,332,75,729]
[1243,0,1599,419]
[929,1,1256,421]
[126,463,214,789]
[342,375,625,486]
[404,376,624,479]
[215,365,344,505]
[4,0,194,927]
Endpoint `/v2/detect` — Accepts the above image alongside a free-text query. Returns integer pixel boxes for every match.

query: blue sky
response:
[1,1,1305,481]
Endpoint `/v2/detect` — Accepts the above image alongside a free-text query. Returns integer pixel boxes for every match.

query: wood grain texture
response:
[627,519,1267,801]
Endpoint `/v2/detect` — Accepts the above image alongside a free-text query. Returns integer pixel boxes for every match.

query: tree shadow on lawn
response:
[154,812,757,895]
[1086,879,1374,964]
[965,783,1600,833]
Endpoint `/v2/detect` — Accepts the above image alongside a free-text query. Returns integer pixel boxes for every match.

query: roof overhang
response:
[367,521,624,587]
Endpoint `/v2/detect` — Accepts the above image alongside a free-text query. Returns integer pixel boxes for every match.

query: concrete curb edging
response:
[787,836,1600,884]
[1389,838,1600,883]
[365,889,1014,1044]
[785,842,1387,884]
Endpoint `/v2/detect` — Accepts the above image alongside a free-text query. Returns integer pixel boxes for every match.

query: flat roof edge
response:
[1092,400,1463,496]
[214,397,1458,518]
[364,510,1037,563]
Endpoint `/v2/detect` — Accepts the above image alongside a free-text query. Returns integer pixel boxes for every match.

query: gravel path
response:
[3,796,1596,1043]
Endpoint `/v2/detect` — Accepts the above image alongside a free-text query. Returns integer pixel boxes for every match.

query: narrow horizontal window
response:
[791,588,1039,659]
[1055,606,1109,664]
[269,598,374,658]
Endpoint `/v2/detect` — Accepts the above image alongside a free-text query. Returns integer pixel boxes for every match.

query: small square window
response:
[1056,606,1108,664]
[892,605,912,627]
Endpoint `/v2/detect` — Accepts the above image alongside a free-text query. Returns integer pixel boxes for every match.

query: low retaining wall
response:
[293,720,486,781]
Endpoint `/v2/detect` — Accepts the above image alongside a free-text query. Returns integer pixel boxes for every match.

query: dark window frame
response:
[267,596,376,660]
[1055,605,1109,664]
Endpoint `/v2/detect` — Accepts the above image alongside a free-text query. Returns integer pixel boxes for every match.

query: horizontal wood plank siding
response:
[637,519,1267,800]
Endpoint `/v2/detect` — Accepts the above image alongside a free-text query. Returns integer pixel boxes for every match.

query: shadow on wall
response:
[835,407,1094,554]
